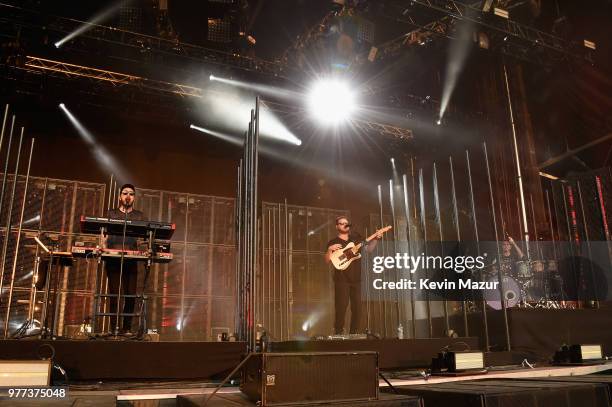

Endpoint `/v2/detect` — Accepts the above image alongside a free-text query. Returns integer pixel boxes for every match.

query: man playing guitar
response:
[324,216,383,335]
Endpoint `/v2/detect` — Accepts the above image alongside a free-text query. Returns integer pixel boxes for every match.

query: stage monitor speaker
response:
[571,344,603,362]
[432,351,485,374]
[451,351,485,371]
[0,360,51,386]
[554,344,604,365]
[241,352,379,406]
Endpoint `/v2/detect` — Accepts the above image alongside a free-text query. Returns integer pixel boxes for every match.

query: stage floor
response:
[116,362,612,406]
[0,337,479,380]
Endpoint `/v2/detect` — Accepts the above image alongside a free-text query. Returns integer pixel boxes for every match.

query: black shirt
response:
[105,208,145,251]
[326,232,364,284]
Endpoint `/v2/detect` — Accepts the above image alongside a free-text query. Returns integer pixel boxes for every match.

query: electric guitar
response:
[329,226,392,271]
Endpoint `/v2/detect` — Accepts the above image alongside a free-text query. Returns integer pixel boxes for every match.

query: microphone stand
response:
[114,204,130,337]
[137,229,154,339]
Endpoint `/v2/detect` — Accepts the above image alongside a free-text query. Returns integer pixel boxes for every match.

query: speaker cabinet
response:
[241,352,379,406]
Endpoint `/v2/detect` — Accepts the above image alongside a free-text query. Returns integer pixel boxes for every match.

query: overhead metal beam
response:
[20,56,414,141]
[0,2,287,79]
[538,133,612,169]
[407,0,592,63]
[361,0,592,67]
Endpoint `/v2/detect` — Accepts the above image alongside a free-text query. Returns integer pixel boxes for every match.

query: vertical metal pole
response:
[107,174,114,212]
[466,149,489,351]
[545,189,558,261]
[28,178,47,322]
[449,156,468,337]
[4,138,34,337]
[0,126,23,311]
[277,202,282,340]
[432,163,449,335]
[389,179,401,332]
[240,151,251,346]
[111,180,117,209]
[246,114,253,350]
[284,199,290,339]
[266,207,271,334]
[483,142,511,350]
[0,116,16,223]
[235,162,242,338]
[503,63,531,258]
[0,105,8,154]
[530,194,543,260]
[418,169,433,338]
[561,185,579,302]
[377,185,387,337]
[253,99,260,346]
[402,174,417,338]
[576,181,598,307]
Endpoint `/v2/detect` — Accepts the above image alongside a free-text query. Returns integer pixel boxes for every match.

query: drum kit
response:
[484,259,568,309]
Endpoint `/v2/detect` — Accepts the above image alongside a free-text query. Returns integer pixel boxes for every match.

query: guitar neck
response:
[364,231,381,243]
[364,226,391,243]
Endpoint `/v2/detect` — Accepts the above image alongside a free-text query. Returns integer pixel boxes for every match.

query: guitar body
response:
[330,242,362,271]
[328,226,392,271]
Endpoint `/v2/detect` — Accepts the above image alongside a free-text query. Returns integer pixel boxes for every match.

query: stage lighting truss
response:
[23,56,206,98]
[19,56,414,142]
[0,3,285,79]
[262,100,413,141]
[356,0,593,67]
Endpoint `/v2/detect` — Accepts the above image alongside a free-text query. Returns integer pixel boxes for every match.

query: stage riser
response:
[176,393,422,407]
[467,309,612,359]
[270,337,480,369]
[0,337,478,380]
[0,340,247,380]
[385,379,610,407]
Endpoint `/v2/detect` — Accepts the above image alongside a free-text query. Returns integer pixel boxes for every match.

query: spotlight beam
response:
[209,75,301,101]
[59,103,129,181]
[439,20,473,121]
[189,124,243,146]
[55,0,129,48]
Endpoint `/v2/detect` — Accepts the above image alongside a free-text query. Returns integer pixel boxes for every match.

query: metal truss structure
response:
[18,56,414,141]
[23,56,207,98]
[358,0,593,67]
[0,3,287,79]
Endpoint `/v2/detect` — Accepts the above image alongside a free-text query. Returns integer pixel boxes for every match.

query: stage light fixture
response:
[307,79,355,126]
[436,119,442,125]
[54,0,127,48]
[209,74,216,81]
[494,7,509,19]
[553,344,604,365]
[584,40,596,50]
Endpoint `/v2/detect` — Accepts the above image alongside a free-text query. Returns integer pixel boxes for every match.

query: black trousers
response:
[334,281,362,334]
[105,261,138,332]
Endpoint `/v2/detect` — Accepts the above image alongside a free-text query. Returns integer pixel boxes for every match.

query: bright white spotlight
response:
[59,103,65,108]
[209,74,216,81]
[436,119,442,125]
[307,79,355,125]
[54,0,126,48]
[190,124,243,146]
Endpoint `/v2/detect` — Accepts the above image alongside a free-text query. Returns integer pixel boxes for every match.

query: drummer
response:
[500,235,524,279]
